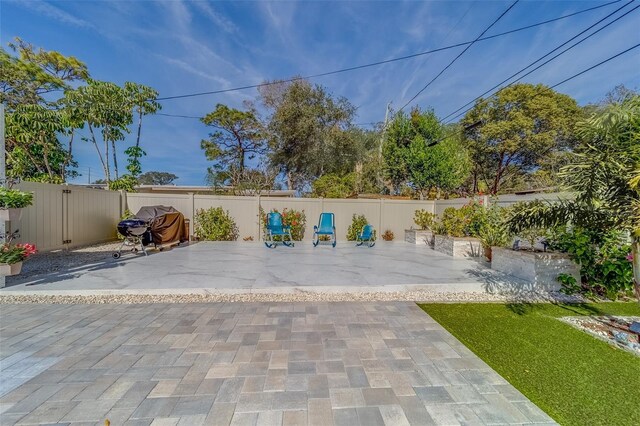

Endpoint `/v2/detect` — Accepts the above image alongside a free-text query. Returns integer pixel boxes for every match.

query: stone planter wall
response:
[491,247,580,291]
[404,229,434,246]
[433,235,482,257]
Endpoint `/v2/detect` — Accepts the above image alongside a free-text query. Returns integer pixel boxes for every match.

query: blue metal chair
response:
[264,212,294,248]
[313,212,336,247]
[356,224,375,247]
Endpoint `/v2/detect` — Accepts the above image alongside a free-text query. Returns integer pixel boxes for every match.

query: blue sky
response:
[3,0,639,185]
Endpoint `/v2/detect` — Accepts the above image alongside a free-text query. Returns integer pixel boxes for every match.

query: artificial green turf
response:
[419,302,640,426]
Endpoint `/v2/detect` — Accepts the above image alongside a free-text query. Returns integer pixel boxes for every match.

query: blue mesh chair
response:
[264,212,294,248]
[313,212,336,247]
[356,224,376,247]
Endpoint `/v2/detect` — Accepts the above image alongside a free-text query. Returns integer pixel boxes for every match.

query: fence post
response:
[378,198,384,236]
[255,194,261,241]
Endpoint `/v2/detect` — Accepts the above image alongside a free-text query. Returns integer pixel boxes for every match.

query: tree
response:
[201,104,266,187]
[508,94,640,298]
[138,171,179,185]
[64,79,132,186]
[259,79,356,190]
[312,173,356,198]
[0,37,88,108]
[462,83,580,194]
[383,107,469,198]
[1,38,88,183]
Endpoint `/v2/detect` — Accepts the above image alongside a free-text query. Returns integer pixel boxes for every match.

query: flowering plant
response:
[260,207,306,241]
[0,243,37,264]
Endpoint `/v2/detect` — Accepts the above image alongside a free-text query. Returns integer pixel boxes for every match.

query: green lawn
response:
[419,302,640,426]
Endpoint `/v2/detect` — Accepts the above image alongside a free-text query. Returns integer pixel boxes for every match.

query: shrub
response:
[260,207,306,241]
[347,214,370,241]
[437,201,486,237]
[478,205,512,249]
[414,209,436,230]
[382,230,394,241]
[549,228,633,299]
[194,207,239,241]
[0,188,33,209]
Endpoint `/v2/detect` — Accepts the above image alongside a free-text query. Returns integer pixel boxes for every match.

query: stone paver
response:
[0,302,556,425]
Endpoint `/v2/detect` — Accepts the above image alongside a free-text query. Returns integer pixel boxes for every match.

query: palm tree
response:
[508,95,640,298]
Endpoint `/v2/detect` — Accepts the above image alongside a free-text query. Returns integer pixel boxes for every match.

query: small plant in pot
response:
[414,210,436,231]
[0,242,37,276]
[0,188,34,222]
[478,205,511,261]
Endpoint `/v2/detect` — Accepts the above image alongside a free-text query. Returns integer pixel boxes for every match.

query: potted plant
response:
[0,243,37,276]
[0,188,34,222]
[405,209,436,246]
[478,205,512,261]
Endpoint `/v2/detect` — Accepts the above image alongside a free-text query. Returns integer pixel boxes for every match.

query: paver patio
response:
[0,301,555,425]
[2,242,528,295]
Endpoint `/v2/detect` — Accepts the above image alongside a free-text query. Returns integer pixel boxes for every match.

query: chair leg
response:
[313,233,319,247]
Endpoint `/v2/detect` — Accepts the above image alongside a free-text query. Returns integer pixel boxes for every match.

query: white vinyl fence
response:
[9,181,572,251]
[124,192,573,242]
[11,182,122,252]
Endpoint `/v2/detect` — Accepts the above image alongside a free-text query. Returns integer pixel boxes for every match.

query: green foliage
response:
[437,202,486,238]
[194,207,239,241]
[124,146,145,178]
[346,214,370,241]
[383,107,469,197]
[138,171,178,186]
[516,225,548,250]
[109,175,138,192]
[201,104,266,186]
[420,302,640,426]
[260,207,306,241]
[260,79,358,190]
[477,204,512,249]
[462,83,580,194]
[413,209,436,230]
[312,173,355,198]
[0,188,33,209]
[548,228,634,299]
[1,37,88,108]
[507,94,640,298]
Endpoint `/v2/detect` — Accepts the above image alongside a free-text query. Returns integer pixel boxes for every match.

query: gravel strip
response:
[6,241,122,282]
[0,290,583,304]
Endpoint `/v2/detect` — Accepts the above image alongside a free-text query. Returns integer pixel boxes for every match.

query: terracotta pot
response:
[0,261,23,276]
[0,208,23,223]
[484,246,492,262]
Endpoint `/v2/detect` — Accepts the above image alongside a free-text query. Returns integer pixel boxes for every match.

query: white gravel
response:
[0,290,583,304]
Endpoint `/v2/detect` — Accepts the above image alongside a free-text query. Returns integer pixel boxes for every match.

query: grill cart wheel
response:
[112,252,121,259]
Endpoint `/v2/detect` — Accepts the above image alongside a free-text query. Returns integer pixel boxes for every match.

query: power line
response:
[397,1,520,113]
[427,41,640,147]
[441,0,637,123]
[154,0,620,102]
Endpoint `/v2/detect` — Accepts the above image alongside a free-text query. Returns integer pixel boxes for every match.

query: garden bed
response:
[433,234,481,257]
[404,229,433,246]
[560,315,640,356]
[491,247,579,291]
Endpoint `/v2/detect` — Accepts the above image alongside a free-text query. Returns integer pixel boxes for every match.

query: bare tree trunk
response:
[88,124,109,184]
[104,136,111,184]
[61,131,74,182]
[40,134,54,180]
[111,140,119,179]
[135,109,143,149]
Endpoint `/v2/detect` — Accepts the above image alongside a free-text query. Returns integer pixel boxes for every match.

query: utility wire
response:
[427,41,640,147]
[442,0,637,123]
[154,0,620,102]
[397,0,520,113]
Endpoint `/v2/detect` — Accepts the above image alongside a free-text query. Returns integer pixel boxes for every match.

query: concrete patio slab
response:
[0,302,556,425]
[1,242,528,296]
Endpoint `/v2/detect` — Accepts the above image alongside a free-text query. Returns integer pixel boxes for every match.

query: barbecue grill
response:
[113,218,151,259]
